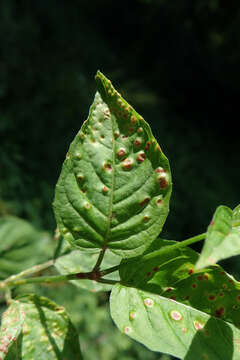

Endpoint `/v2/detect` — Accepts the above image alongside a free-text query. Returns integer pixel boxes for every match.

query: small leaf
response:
[54,71,172,258]
[0,301,25,359]
[55,244,120,292]
[0,217,54,280]
[196,205,240,269]
[119,239,240,329]
[110,284,240,359]
[3,295,83,360]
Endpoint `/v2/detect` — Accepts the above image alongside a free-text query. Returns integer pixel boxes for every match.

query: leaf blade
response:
[119,238,240,329]
[54,72,172,258]
[196,205,240,269]
[0,301,25,359]
[110,284,240,359]
[11,294,83,360]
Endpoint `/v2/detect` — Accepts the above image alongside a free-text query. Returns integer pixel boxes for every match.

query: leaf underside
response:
[54,71,172,258]
[110,239,240,359]
[196,205,240,269]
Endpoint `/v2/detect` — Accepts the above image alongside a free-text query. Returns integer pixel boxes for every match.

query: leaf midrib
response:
[102,113,116,249]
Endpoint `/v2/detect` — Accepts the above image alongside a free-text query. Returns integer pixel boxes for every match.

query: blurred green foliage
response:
[1,0,240,358]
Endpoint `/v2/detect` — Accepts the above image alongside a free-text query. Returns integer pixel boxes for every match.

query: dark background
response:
[0,1,240,358]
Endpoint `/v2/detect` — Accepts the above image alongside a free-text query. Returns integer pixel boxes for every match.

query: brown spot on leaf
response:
[158,176,168,189]
[140,197,150,206]
[156,167,165,174]
[131,115,137,124]
[208,295,216,301]
[104,163,113,171]
[188,269,194,275]
[215,306,225,318]
[114,131,119,139]
[145,141,150,151]
[122,158,133,171]
[117,148,126,157]
[134,139,141,146]
[137,152,146,162]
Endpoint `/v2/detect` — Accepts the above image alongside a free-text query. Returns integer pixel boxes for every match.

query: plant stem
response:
[97,278,118,285]
[1,271,117,288]
[0,233,206,290]
[92,247,106,272]
[143,233,206,261]
[3,260,54,284]
[100,265,120,277]
[3,273,81,287]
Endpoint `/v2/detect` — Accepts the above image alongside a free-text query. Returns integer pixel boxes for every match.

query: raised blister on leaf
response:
[196,205,240,269]
[54,71,172,258]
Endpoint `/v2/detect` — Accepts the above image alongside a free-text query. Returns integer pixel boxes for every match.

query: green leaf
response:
[0,216,54,280]
[55,244,120,292]
[53,71,172,258]
[113,238,240,357]
[110,284,240,359]
[118,239,240,329]
[196,205,240,269]
[2,295,83,360]
[0,301,25,359]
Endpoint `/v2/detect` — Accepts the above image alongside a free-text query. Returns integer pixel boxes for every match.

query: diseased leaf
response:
[119,239,240,329]
[0,301,25,359]
[196,205,240,269]
[2,295,83,360]
[54,71,172,258]
[55,245,120,292]
[110,284,240,360]
[0,217,54,280]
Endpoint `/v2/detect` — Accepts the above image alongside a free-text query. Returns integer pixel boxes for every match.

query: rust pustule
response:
[137,152,146,162]
[104,163,113,171]
[114,131,119,139]
[158,176,168,189]
[156,167,166,174]
[140,197,150,206]
[157,199,163,206]
[122,158,133,171]
[131,115,137,124]
[134,138,141,146]
[215,307,225,318]
[117,148,126,157]
[145,141,151,151]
